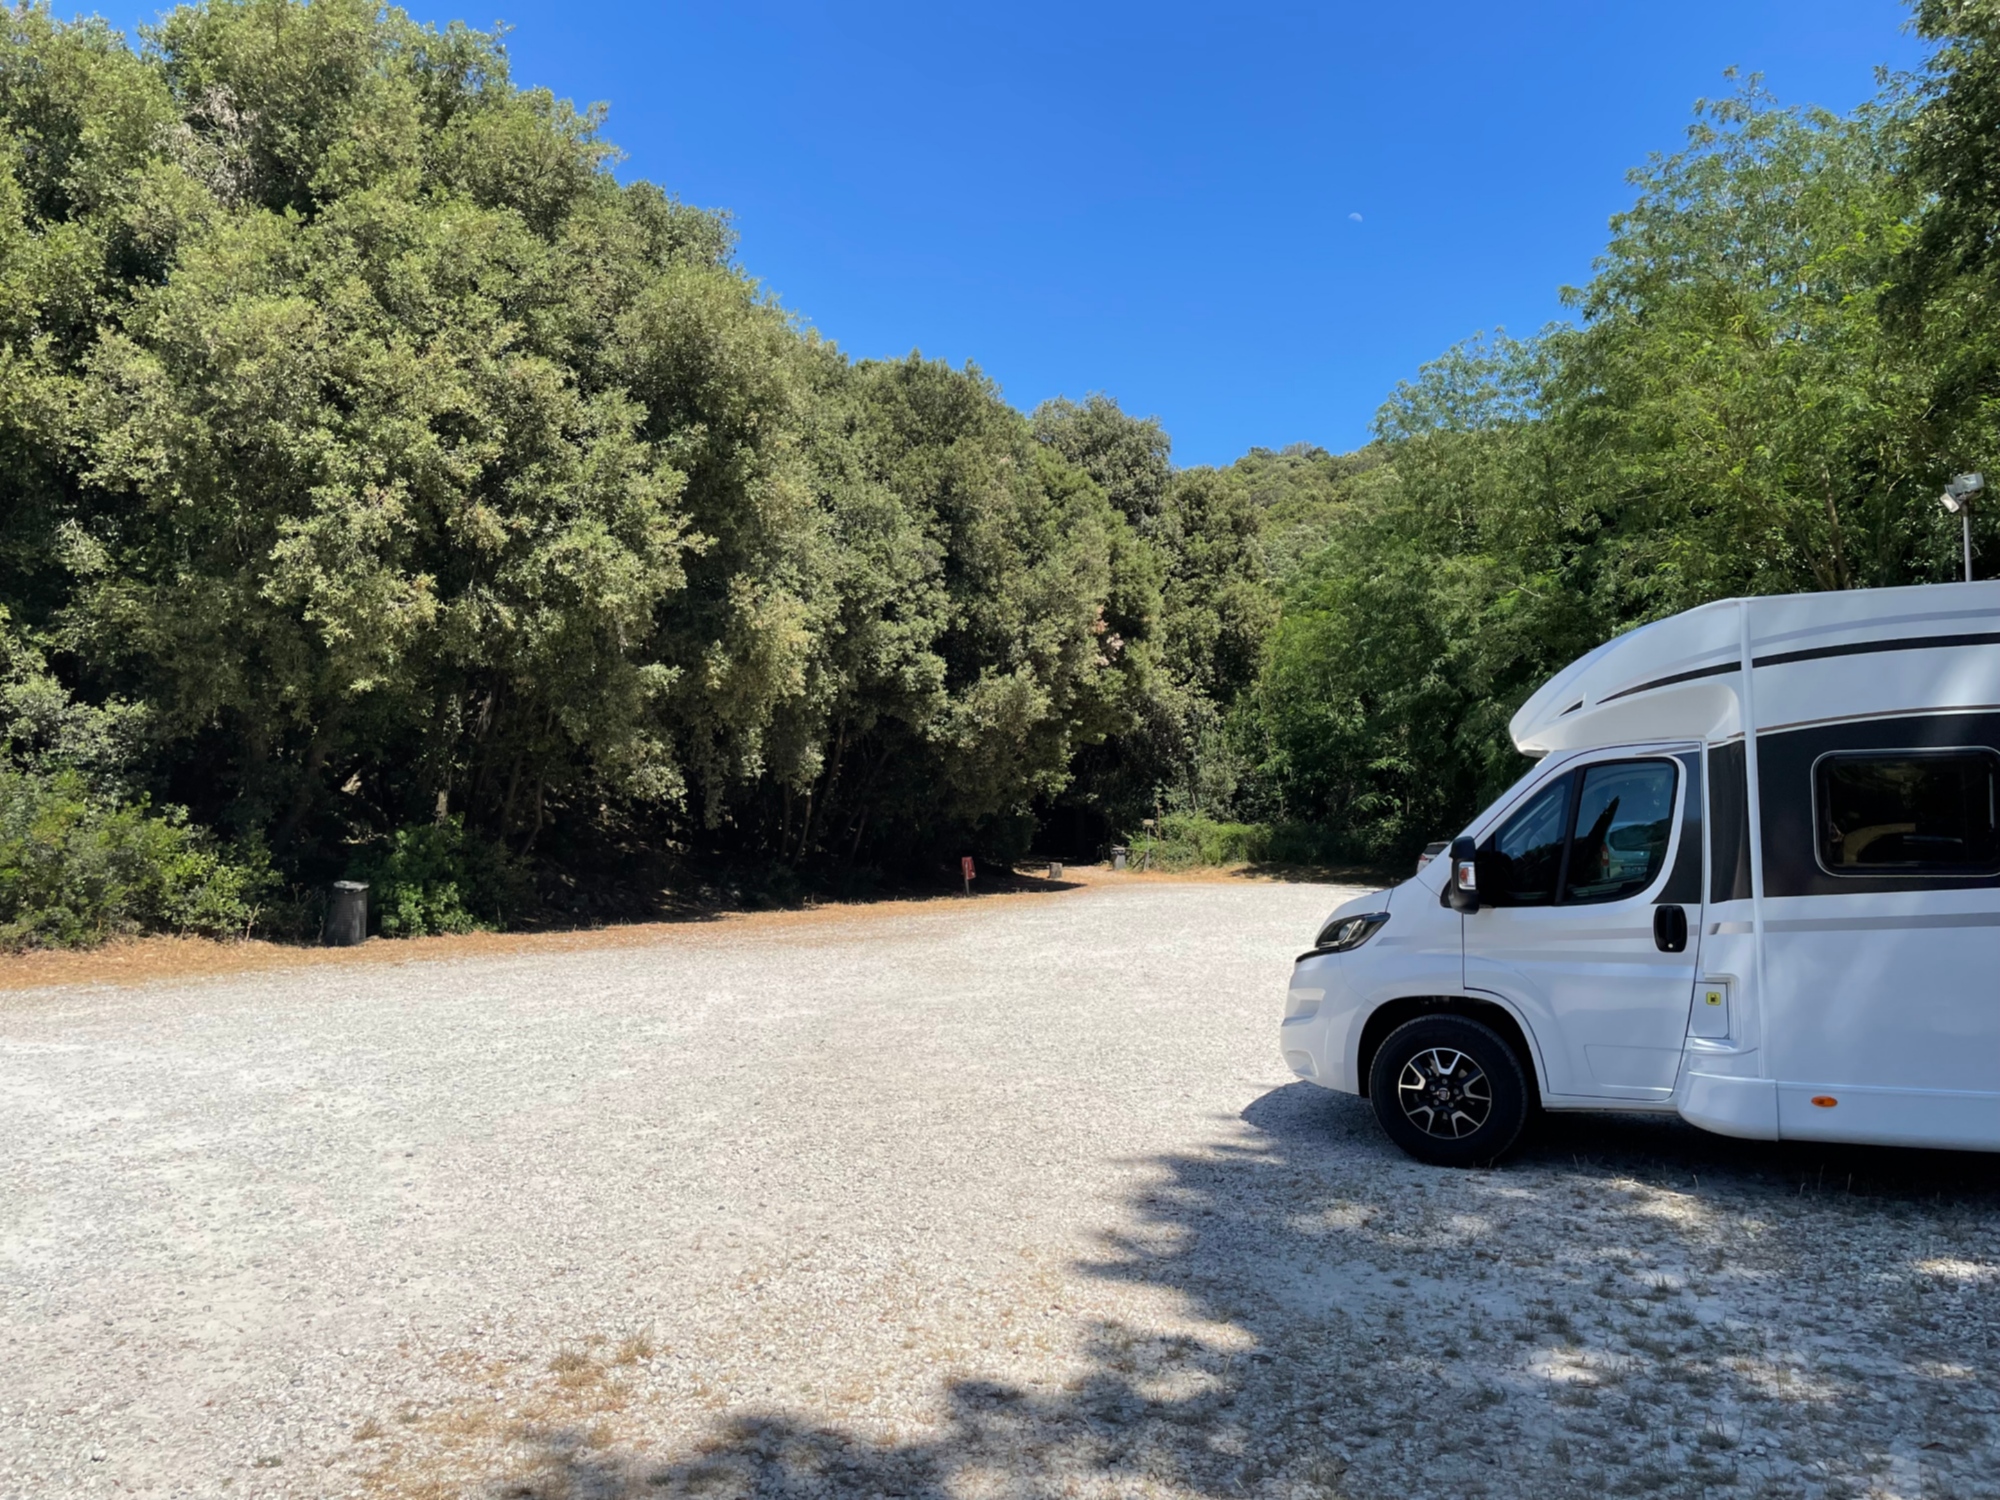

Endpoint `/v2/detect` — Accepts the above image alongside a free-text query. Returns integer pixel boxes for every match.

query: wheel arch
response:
[1355,994,1544,1105]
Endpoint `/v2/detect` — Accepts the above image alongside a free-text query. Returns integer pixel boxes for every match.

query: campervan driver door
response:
[1462,750,1703,1102]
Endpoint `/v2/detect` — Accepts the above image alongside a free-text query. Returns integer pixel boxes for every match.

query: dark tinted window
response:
[1708,740,1751,903]
[1486,774,1572,906]
[1817,750,2000,875]
[1564,761,1678,903]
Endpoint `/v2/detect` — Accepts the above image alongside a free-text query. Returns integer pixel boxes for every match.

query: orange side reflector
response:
[1810,1095,1838,1108]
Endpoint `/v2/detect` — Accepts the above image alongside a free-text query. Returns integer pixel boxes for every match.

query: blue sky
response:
[108,1,1927,465]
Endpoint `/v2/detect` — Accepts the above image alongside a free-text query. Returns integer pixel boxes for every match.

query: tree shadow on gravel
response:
[491,1085,2000,1500]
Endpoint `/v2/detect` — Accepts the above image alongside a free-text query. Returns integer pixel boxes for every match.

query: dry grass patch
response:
[358,1340,665,1499]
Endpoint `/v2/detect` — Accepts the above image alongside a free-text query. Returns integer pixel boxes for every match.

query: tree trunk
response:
[793,789,815,863]
[521,779,546,854]
[274,715,339,853]
[500,751,524,833]
[1820,469,1851,590]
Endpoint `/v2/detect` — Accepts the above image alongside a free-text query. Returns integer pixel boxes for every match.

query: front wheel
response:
[1368,1015,1529,1166]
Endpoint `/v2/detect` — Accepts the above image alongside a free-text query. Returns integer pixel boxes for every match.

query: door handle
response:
[1653,904,1688,954]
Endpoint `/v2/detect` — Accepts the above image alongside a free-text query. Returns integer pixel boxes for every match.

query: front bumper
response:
[1280,950,1362,1093]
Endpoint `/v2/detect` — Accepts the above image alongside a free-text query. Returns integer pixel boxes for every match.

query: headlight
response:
[1312,912,1389,953]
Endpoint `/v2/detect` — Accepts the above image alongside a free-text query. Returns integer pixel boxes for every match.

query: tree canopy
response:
[0,0,1164,927]
[1247,52,1999,858]
[1,0,1997,938]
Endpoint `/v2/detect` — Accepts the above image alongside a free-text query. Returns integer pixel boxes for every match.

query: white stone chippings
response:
[2,881,1999,1499]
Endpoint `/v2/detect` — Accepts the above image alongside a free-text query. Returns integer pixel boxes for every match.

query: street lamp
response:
[1940,472,1984,583]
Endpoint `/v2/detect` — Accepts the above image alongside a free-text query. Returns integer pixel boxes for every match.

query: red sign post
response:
[960,855,976,896]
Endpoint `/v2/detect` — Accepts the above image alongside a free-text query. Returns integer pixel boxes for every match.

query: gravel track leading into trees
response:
[5,880,2000,1500]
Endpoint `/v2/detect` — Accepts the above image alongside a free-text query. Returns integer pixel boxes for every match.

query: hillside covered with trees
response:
[3,0,2000,942]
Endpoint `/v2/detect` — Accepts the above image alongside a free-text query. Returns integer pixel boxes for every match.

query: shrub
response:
[1125,813,1344,871]
[349,818,528,937]
[0,769,271,949]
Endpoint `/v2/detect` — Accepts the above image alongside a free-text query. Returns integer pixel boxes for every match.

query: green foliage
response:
[1247,67,1997,862]
[1223,443,1384,582]
[1155,469,1275,708]
[1131,814,1268,869]
[1560,79,1947,604]
[0,768,268,948]
[1897,0,2000,529]
[349,816,524,936]
[0,0,1995,925]
[1903,1,2000,299]
[0,603,266,948]
[1126,813,1340,872]
[0,606,147,790]
[1029,405,1297,846]
[0,0,1165,914]
[1031,394,1172,533]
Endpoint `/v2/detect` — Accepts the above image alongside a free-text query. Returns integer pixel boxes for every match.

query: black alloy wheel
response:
[1397,1045,1492,1138]
[1368,1014,1530,1166]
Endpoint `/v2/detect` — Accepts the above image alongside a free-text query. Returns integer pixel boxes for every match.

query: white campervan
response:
[1282,581,2000,1165]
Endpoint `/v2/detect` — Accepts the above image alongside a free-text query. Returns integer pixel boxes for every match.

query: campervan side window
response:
[1564,761,1678,903]
[1815,749,2000,876]
[1489,774,1573,905]
[1480,759,1679,906]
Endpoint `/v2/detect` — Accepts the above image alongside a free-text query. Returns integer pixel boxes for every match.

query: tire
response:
[1368,1014,1530,1167]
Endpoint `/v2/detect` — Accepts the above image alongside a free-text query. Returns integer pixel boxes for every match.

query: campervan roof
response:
[1510,581,2000,757]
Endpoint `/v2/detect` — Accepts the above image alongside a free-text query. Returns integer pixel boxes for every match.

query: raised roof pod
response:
[1510,581,2000,757]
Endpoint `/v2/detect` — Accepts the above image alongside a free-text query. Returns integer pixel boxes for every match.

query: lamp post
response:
[1941,472,1984,583]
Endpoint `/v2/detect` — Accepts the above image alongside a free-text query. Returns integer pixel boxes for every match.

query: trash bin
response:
[325,881,368,946]
[1110,845,1128,871]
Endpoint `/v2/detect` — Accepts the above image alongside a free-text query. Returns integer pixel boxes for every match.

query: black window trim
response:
[1810,744,2000,880]
[1551,771,1581,903]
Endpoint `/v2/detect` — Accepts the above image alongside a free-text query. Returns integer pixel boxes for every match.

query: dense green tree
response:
[0,0,1162,925]
[1251,337,1553,852]
[1896,0,2000,571]
[813,357,1154,861]
[1030,393,1172,533]
[5,0,1998,935]
[51,0,722,867]
[1027,396,1287,837]
[1250,73,1979,858]
[1562,80,1963,606]
[1218,443,1381,582]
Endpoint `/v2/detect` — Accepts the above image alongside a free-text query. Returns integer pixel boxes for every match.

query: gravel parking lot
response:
[5,878,2000,1500]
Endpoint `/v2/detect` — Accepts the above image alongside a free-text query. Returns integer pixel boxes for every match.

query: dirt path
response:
[0,862,1338,996]
[3,880,1997,1499]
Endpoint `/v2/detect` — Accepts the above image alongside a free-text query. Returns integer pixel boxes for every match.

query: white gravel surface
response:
[4,879,2000,1500]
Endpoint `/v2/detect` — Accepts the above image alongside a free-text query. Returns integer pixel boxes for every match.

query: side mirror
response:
[1447,835,1481,913]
